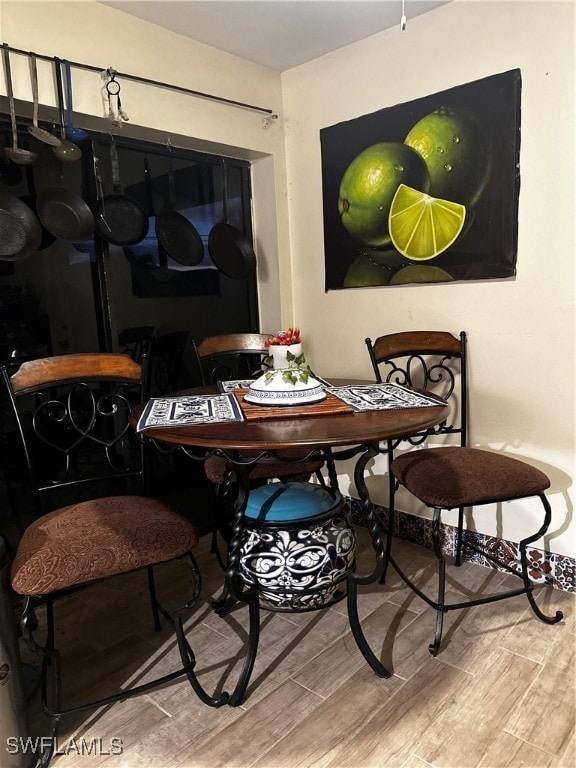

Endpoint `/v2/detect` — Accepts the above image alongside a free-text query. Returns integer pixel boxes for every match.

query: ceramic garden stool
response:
[239,481,355,611]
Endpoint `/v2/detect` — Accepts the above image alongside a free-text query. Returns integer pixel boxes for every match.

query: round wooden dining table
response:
[131,381,449,706]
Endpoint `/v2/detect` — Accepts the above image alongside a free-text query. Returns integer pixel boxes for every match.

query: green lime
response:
[343,256,392,287]
[405,107,490,207]
[389,183,466,261]
[338,143,429,248]
[390,264,454,285]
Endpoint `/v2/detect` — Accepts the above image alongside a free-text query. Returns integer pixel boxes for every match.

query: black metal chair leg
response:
[210,526,219,556]
[429,560,446,657]
[146,566,162,631]
[518,495,563,625]
[429,507,446,656]
[455,506,465,566]
[34,599,61,768]
[210,524,228,572]
[36,714,60,768]
[379,452,396,586]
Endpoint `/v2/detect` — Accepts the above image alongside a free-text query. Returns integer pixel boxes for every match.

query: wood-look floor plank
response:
[556,721,575,768]
[87,700,241,768]
[181,679,322,768]
[500,586,575,665]
[399,755,437,768]
[323,658,473,768]
[127,616,258,715]
[412,648,541,767]
[49,696,169,767]
[504,660,575,758]
[477,731,559,768]
[252,666,404,768]
[385,567,545,676]
[293,600,420,696]
[200,602,352,706]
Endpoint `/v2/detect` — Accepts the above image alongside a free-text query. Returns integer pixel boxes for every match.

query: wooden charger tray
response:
[234,388,354,421]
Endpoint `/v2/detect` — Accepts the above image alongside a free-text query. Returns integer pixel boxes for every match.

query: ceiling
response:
[101,0,451,72]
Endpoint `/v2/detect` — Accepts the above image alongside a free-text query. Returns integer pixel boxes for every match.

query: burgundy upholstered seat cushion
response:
[391,447,550,509]
[11,496,199,596]
[204,452,324,484]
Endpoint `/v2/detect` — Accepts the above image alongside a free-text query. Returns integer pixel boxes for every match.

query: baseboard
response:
[344,497,575,593]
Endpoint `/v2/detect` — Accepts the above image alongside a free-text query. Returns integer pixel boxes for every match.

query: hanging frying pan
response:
[0,188,42,260]
[154,149,204,266]
[144,158,173,281]
[123,158,156,269]
[20,164,56,251]
[94,136,148,246]
[36,182,94,243]
[208,159,256,279]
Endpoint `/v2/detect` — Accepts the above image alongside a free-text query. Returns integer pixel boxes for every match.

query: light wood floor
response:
[22,527,575,768]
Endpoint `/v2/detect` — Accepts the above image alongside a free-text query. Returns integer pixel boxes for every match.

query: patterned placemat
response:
[235,389,354,421]
[325,383,443,412]
[136,393,244,431]
[218,379,256,392]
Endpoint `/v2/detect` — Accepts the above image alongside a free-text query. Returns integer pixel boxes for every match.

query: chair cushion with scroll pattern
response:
[11,496,199,596]
[391,446,551,510]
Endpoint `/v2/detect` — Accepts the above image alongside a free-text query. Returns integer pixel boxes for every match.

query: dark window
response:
[0,120,259,388]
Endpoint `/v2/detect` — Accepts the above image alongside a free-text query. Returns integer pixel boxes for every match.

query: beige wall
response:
[3,0,574,557]
[282,1,575,556]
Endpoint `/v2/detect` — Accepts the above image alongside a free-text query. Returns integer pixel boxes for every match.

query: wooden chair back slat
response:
[196,333,272,357]
[10,353,141,393]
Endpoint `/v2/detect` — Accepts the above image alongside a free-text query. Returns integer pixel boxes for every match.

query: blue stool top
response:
[245,482,342,523]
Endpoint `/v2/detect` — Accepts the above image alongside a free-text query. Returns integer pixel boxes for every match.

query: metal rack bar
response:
[2,43,278,119]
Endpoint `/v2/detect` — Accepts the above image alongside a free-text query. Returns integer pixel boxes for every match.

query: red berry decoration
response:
[265,326,302,347]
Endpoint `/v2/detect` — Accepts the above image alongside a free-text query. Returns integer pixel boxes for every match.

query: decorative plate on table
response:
[244,368,326,406]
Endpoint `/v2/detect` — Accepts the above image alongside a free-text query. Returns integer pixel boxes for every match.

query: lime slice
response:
[389,184,466,261]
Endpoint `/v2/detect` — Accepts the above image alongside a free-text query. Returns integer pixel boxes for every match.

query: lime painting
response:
[320,70,521,289]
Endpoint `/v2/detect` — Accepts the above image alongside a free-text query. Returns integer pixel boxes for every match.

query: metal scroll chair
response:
[148,330,190,396]
[194,332,273,384]
[118,325,157,363]
[193,333,327,569]
[1,353,209,767]
[365,330,563,656]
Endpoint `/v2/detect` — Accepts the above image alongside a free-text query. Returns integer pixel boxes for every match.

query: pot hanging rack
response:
[2,43,278,128]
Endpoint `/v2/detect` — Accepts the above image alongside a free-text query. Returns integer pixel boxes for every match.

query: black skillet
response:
[123,158,159,270]
[208,159,256,279]
[94,136,148,247]
[36,183,94,243]
[155,151,204,266]
[20,164,56,251]
[0,188,42,261]
[35,154,94,244]
[33,62,94,243]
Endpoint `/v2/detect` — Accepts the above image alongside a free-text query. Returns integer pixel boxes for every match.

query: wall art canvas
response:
[320,70,521,290]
